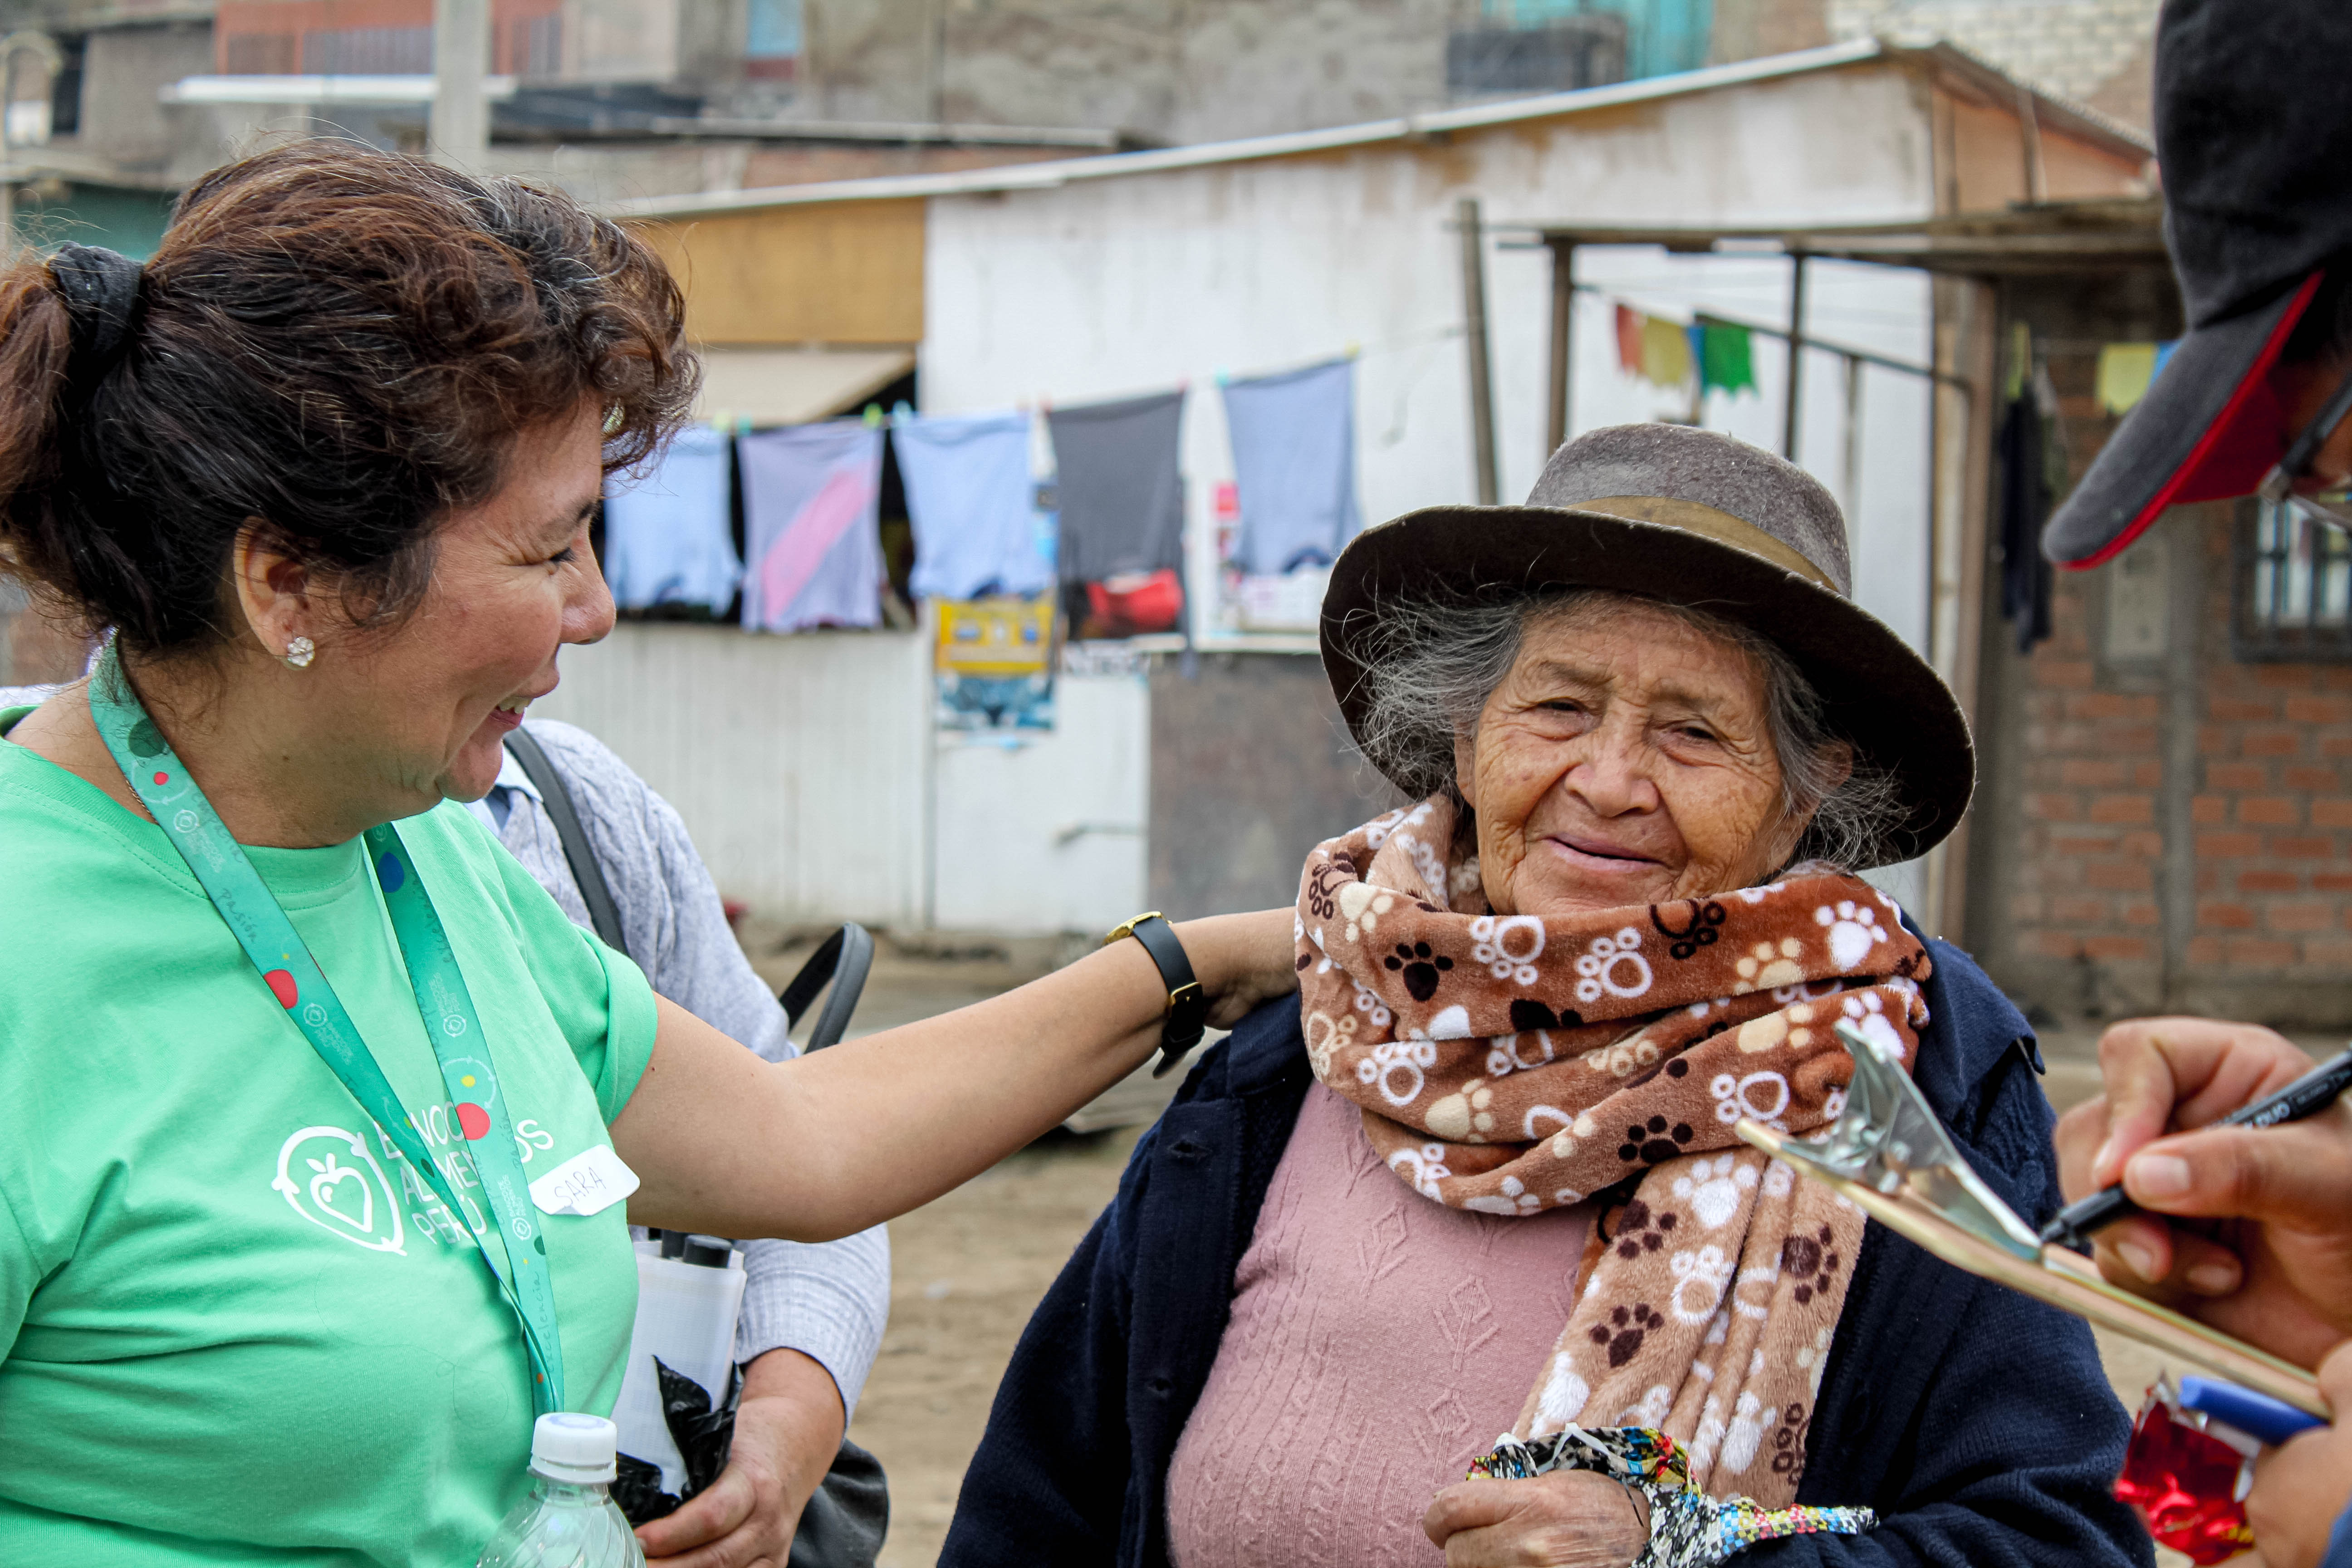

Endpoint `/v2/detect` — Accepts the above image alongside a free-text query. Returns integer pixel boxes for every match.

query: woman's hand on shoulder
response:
[1422,1472,1650,1568]
[1173,908,1303,1030]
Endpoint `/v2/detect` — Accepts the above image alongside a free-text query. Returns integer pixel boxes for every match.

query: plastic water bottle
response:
[475,1412,646,1568]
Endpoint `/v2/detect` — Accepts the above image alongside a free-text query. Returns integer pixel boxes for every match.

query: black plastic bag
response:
[612,1357,741,1527]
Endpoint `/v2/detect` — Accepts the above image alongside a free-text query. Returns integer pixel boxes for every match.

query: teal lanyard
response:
[87,645,566,1416]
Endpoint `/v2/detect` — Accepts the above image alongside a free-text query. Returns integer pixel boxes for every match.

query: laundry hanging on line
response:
[890,408,1053,602]
[1220,356,1362,577]
[1048,389,1186,585]
[1613,303,1755,395]
[736,421,888,634]
[2096,340,2178,416]
[602,424,743,615]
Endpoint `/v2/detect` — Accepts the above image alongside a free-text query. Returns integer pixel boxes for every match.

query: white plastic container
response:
[612,1238,745,1494]
[475,1412,646,1568]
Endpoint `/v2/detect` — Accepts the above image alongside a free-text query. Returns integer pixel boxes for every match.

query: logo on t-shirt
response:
[273,1126,406,1254]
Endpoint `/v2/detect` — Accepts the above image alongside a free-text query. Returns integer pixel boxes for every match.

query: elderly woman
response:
[944,425,2148,1568]
[0,142,1297,1565]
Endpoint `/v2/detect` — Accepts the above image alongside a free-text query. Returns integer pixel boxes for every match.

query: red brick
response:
[2305,938,2352,966]
[2285,696,2352,725]
[2312,799,2352,828]
[2273,836,2334,859]
[2110,726,2159,754]
[2269,902,2335,933]
[2187,936,2225,964]
[2323,737,2352,759]
[2206,762,2269,792]
[2032,931,2082,960]
[2026,793,2080,823]
[2226,937,2301,967]
[2049,833,2120,856]
[2051,896,2108,925]
[2239,869,2300,893]
[2286,765,2342,792]
[2133,761,2166,788]
[2059,759,2128,788]
[2256,666,2314,689]
[2193,795,2227,823]
[2087,861,2154,892]
[2239,797,2300,826]
[2122,901,2161,927]
[2211,699,2278,722]
[2199,901,2257,930]
[2199,832,2264,858]
[2072,693,2158,720]
[2083,936,2152,961]
[2244,730,2302,758]
[2090,794,2156,825]
[2315,872,2352,892]
[2038,661,2095,690]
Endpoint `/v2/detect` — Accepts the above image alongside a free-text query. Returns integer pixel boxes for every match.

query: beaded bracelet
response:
[1467,1427,1876,1568]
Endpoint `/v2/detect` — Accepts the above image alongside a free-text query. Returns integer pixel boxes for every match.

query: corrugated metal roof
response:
[602,38,2148,222]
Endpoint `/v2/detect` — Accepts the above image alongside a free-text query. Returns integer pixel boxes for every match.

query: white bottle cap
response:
[529,1411,619,1483]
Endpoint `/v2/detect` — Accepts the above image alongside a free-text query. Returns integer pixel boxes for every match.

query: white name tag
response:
[529,1144,640,1218]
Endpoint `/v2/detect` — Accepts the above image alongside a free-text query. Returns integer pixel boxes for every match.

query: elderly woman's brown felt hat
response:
[1319,423,1975,866]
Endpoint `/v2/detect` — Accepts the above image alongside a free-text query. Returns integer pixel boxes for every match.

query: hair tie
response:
[48,243,144,372]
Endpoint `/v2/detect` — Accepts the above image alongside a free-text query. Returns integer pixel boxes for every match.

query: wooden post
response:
[1459,196,1499,505]
[1781,251,1809,461]
[1545,238,1576,458]
[431,0,490,170]
[1841,352,1863,558]
[1922,275,1998,941]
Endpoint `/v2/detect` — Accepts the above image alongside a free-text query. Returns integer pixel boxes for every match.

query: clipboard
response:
[1733,1022,2324,1417]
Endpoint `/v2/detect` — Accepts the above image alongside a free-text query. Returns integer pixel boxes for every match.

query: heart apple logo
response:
[274,1127,405,1254]
[306,1152,372,1232]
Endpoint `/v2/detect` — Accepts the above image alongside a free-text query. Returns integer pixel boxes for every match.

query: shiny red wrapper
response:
[2116,1388,2257,1565]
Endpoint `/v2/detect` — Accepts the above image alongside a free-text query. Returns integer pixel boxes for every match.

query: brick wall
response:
[1972,323,2352,1024]
[2186,575,2352,986]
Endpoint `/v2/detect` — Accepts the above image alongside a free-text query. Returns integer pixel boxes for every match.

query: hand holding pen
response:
[2050,1017,2352,1371]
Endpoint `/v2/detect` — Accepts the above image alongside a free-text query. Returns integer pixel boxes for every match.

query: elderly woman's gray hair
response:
[1352,586,1908,872]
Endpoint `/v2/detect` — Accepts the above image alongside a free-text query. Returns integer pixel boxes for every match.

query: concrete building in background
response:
[0,0,2160,251]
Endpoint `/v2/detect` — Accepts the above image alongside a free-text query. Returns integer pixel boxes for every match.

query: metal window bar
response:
[2233,495,2352,661]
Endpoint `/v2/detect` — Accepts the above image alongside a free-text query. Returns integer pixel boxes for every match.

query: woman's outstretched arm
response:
[612,908,1297,1241]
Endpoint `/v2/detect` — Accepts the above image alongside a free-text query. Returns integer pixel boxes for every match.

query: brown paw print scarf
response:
[1295,797,1933,1508]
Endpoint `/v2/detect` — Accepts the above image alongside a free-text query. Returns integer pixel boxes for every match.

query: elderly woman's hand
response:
[1174,908,1304,1029]
[1422,1472,1651,1568]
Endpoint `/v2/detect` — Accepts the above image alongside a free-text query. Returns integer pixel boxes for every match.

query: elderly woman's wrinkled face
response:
[1452,600,1810,916]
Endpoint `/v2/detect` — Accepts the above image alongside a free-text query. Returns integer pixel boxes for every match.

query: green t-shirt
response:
[0,710,661,1567]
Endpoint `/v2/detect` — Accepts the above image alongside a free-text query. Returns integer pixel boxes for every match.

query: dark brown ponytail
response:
[0,139,696,655]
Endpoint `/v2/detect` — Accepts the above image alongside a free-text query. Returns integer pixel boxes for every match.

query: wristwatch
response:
[1105,911,1209,1077]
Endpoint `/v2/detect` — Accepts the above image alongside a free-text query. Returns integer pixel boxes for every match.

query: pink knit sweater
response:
[1164,1082,1596,1568]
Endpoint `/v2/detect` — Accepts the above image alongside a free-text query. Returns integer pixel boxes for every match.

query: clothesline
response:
[1573,282,1949,384]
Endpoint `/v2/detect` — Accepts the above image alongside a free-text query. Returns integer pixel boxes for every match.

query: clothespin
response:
[1344,340,1361,359]
[862,403,884,428]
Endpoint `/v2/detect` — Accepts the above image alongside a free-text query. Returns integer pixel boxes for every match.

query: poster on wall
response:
[936,595,1056,734]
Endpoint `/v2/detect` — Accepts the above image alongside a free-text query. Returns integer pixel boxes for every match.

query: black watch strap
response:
[1106,912,1209,1077]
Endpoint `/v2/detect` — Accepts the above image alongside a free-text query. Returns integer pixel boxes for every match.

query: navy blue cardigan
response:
[942,941,2152,1568]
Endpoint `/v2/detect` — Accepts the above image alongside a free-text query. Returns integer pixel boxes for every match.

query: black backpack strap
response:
[778,923,873,1052]
[501,726,628,954]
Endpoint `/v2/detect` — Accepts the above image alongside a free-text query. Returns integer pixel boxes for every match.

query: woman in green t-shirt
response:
[0,142,1295,1568]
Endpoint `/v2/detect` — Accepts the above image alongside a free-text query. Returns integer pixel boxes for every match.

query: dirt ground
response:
[740,923,2298,1568]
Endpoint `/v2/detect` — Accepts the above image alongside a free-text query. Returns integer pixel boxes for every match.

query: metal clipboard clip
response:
[1734,1022,2324,1416]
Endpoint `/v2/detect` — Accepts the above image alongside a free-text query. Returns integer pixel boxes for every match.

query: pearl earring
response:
[283,636,316,669]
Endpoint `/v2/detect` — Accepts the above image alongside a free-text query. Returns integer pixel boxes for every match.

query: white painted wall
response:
[932,673,1151,933]
[531,622,933,926]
